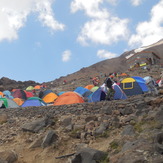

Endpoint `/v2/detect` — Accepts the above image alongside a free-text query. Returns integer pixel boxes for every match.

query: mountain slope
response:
[46,39,163,88]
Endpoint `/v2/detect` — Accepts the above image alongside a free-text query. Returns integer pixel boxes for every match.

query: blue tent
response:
[113,84,127,100]
[21,97,46,107]
[3,90,13,99]
[120,76,148,96]
[58,91,66,96]
[132,76,148,92]
[88,88,106,102]
[74,87,92,97]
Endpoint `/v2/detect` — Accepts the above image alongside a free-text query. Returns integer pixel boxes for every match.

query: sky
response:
[0,0,162,83]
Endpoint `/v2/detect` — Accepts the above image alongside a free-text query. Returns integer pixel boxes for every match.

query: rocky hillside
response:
[0,91,163,163]
[0,77,40,91]
[46,39,163,89]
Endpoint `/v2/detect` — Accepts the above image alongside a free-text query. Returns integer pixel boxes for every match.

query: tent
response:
[90,86,99,92]
[120,76,148,96]
[0,92,4,98]
[118,73,128,77]
[3,90,13,99]
[112,83,127,100]
[34,85,41,90]
[21,97,46,107]
[0,98,19,108]
[26,86,34,91]
[41,90,58,103]
[24,91,34,98]
[88,88,106,102]
[54,92,84,106]
[143,76,153,84]
[85,84,94,90]
[58,91,66,96]
[74,87,92,97]
[12,89,27,100]
[13,98,24,106]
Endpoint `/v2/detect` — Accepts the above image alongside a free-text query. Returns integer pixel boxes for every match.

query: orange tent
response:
[119,73,128,77]
[13,98,24,106]
[11,89,17,92]
[54,92,84,106]
[42,92,58,103]
[85,84,94,90]
[34,85,41,90]
[0,91,4,97]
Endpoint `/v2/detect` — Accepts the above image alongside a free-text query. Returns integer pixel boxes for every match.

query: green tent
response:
[0,98,19,108]
[90,86,99,92]
[26,86,34,91]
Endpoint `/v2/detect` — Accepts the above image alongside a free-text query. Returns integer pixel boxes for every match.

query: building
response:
[126,51,161,69]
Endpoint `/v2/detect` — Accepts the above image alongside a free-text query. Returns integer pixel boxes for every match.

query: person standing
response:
[146,76,158,95]
[104,77,115,100]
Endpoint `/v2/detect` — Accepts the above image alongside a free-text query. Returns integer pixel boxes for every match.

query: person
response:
[104,77,115,100]
[159,71,163,87]
[63,80,67,85]
[146,76,158,96]
[92,76,100,86]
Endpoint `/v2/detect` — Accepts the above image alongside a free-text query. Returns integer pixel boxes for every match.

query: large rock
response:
[0,114,8,124]
[41,130,58,148]
[71,147,107,163]
[155,110,163,124]
[154,132,163,154]
[0,150,18,163]
[121,125,135,136]
[22,116,54,133]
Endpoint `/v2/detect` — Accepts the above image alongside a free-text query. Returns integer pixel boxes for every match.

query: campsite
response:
[0,52,162,162]
[0,1,163,162]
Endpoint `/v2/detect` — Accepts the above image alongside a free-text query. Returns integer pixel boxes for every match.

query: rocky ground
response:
[0,90,163,163]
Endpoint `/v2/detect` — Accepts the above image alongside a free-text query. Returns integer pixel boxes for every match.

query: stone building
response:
[126,51,161,68]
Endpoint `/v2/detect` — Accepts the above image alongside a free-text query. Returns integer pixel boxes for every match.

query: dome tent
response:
[0,98,19,108]
[21,97,46,107]
[54,92,84,106]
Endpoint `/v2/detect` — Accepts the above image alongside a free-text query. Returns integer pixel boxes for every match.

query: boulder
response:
[71,147,107,163]
[0,150,18,163]
[22,116,53,133]
[41,130,58,148]
[0,114,8,124]
[121,125,135,136]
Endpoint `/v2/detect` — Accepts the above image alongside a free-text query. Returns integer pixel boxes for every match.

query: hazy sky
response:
[0,0,162,82]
